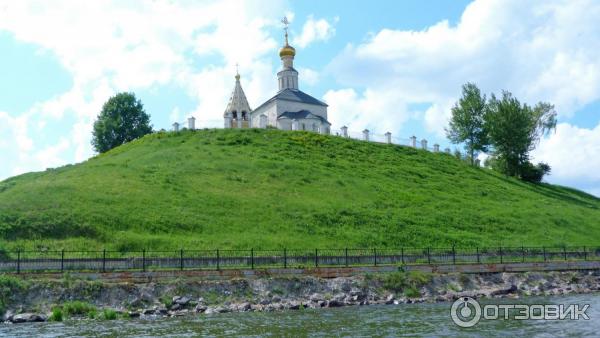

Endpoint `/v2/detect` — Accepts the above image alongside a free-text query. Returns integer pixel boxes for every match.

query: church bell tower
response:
[223,66,252,128]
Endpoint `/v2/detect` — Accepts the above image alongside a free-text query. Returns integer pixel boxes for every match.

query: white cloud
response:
[34,137,71,170]
[292,15,337,48]
[321,0,600,195]
[0,0,287,178]
[533,122,600,190]
[323,88,413,137]
[328,0,600,136]
[423,100,454,137]
[169,107,181,124]
[0,110,73,178]
[298,67,319,86]
[0,111,32,154]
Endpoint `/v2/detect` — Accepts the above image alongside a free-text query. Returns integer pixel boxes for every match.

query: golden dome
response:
[279,44,296,57]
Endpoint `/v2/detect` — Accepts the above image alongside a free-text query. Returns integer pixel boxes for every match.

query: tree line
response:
[446,83,557,183]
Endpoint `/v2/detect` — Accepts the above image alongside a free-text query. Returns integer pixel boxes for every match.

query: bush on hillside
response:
[521,162,551,183]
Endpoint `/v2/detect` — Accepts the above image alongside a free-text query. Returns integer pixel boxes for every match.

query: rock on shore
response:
[3,270,600,323]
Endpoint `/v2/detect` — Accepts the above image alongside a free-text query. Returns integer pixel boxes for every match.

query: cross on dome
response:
[281,16,289,45]
[279,16,295,58]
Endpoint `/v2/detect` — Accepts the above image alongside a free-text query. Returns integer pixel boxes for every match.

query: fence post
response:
[401,247,404,265]
[284,248,287,268]
[216,249,220,271]
[499,246,503,264]
[522,246,525,263]
[543,247,546,262]
[180,249,184,271]
[564,246,567,261]
[374,248,377,266]
[427,247,431,265]
[476,247,480,264]
[341,125,348,138]
[251,248,254,269]
[452,246,456,265]
[315,249,318,267]
[142,249,146,272]
[61,249,65,272]
[345,248,348,267]
[584,246,587,261]
[102,249,106,273]
[17,250,20,274]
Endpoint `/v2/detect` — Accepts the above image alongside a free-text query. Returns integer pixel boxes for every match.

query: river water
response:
[1,294,597,337]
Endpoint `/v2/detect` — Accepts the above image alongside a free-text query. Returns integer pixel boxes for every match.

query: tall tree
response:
[92,93,152,153]
[484,91,556,178]
[446,83,489,166]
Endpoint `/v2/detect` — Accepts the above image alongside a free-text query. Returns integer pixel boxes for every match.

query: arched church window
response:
[232,111,238,119]
[241,111,247,121]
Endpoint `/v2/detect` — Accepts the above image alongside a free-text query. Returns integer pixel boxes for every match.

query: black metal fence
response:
[1,246,598,274]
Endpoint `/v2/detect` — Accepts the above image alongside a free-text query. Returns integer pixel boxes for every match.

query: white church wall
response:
[275,101,327,120]
[250,100,328,130]
[277,118,328,132]
[251,103,278,128]
[266,105,279,127]
[277,119,293,130]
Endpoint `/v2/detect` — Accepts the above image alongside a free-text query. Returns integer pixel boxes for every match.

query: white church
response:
[175,18,441,155]
[223,19,332,134]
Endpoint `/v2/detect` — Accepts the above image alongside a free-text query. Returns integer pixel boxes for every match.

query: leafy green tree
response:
[92,93,152,153]
[484,91,556,178]
[446,83,489,166]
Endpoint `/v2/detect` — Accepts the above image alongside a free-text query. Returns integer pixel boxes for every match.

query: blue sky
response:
[1,0,600,196]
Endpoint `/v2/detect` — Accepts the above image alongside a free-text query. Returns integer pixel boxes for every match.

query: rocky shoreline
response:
[2,270,600,324]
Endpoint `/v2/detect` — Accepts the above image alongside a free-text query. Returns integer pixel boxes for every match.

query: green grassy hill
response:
[0,128,599,251]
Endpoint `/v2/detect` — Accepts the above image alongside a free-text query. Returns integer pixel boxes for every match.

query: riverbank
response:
[3,294,599,337]
[2,269,600,324]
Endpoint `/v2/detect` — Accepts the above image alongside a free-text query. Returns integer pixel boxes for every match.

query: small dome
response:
[279,44,296,57]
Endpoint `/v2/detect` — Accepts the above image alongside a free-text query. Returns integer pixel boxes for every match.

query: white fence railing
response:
[329,129,450,154]
[168,118,454,154]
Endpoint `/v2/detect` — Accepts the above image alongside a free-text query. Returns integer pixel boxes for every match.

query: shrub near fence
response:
[0,246,597,274]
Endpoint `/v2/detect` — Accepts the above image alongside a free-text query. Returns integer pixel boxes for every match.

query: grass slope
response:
[0,128,599,251]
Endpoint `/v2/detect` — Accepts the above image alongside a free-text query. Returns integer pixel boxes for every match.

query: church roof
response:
[278,110,331,125]
[253,88,328,112]
[224,74,252,116]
